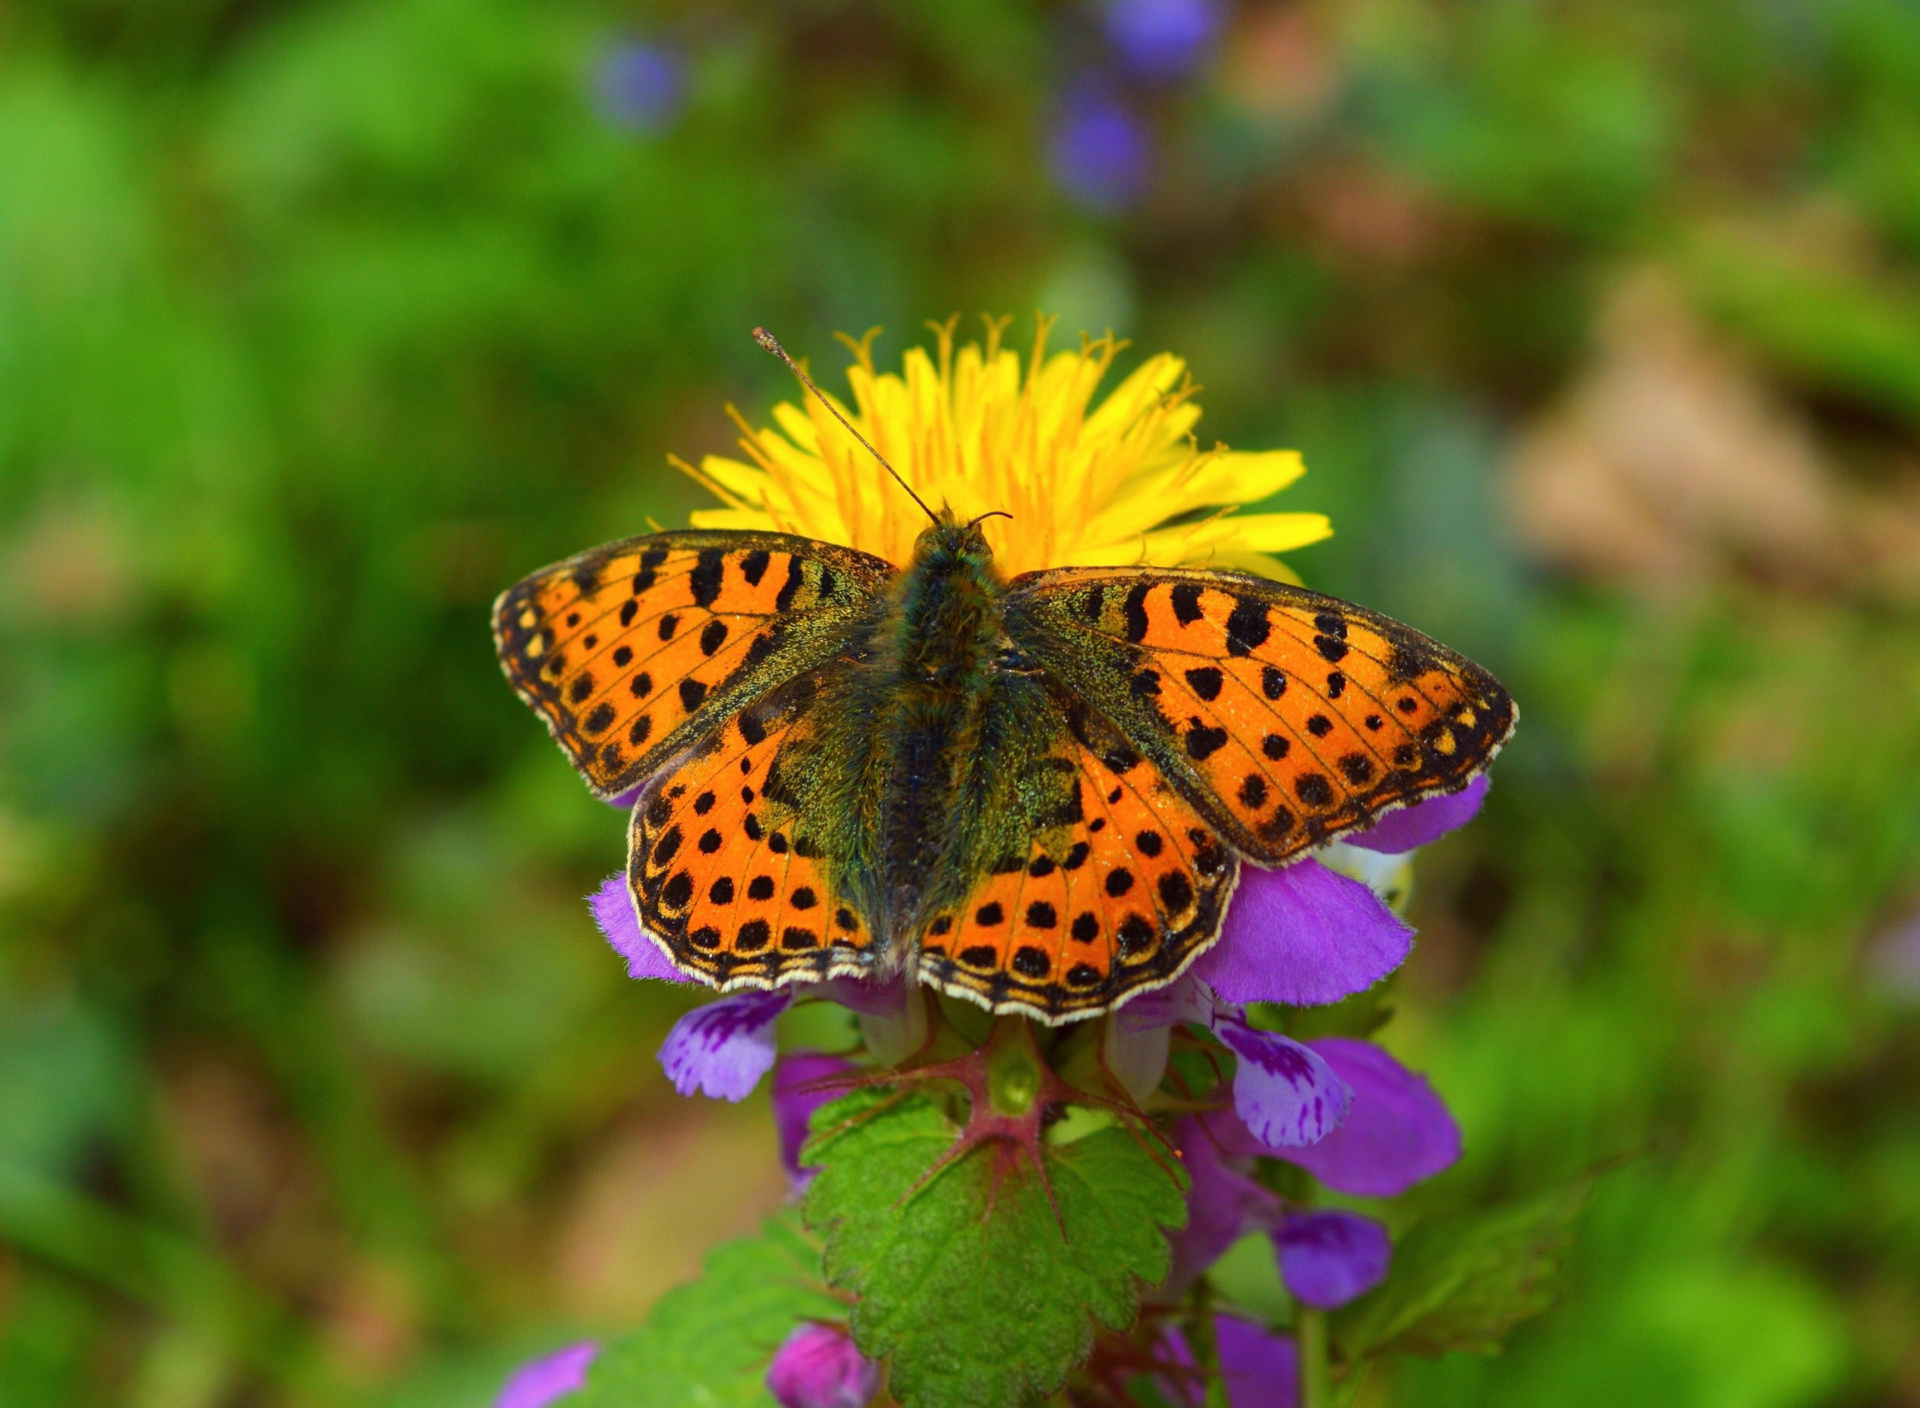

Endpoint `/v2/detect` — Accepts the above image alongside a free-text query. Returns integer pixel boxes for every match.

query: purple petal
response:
[1274,1210,1391,1309]
[590,875,693,983]
[1195,859,1412,1006]
[1280,1039,1462,1198]
[658,990,791,1101]
[605,784,643,809]
[1347,775,1489,855]
[773,1052,859,1185]
[766,1322,880,1408]
[1213,1014,1352,1148]
[1160,1315,1297,1408]
[496,1341,598,1408]
[1167,1118,1280,1292]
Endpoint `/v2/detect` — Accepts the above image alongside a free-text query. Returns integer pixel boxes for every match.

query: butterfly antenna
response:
[752,326,939,525]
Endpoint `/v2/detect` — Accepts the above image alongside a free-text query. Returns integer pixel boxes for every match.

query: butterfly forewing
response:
[493,531,893,799]
[1006,568,1515,865]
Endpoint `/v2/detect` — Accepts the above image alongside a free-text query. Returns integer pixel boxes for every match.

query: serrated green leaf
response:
[576,1213,841,1408]
[1333,1176,1592,1362]
[801,1090,1187,1408]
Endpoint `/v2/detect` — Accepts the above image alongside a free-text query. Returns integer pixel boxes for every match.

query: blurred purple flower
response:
[1050,90,1151,211]
[594,39,688,134]
[1161,1314,1298,1408]
[590,874,693,983]
[773,1051,859,1186]
[1103,0,1223,83]
[660,988,791,1100]
[496,1341,598,1408]
[1193,858,1414,1007]
[766,1322,880,1408]
[1281,1038,1461,1198]
[1348,776,1490,855]
[1273,1209,1391,1308]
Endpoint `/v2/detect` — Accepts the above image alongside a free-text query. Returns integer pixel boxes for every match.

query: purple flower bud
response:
[1280,1039,1461,1198]
[773,1051,859,1186]
[1103,0,1223,83]
[1212,1010,1352,1148]
[1347,775,1489,855]
[658,989,791,1101]
[591,874,694,983]
[766,1322,880,1408]
[1273,1210,1391,1309]
[1049,90,1151,211]
[496,1341,598,1408]
[1193,858,1413,1007]
[594,40,687,134]
[1161,1314,1297,1408]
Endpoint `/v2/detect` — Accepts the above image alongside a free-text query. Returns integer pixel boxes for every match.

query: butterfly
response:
[493,513,1515,1024]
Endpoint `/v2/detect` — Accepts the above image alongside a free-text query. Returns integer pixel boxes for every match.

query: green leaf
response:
[801,1090,1187,1408]
[577,1214,842,1408]
[1333,1176,1592,1361]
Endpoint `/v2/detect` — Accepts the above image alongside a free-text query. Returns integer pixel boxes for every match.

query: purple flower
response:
[1050,89,1151,211]
[1161,1314,1297,1408]
[1167,1118,1279,1293]
[766,1322,880,1408]
[594,40,687,134]
[1193,859,1414,1007]
[773,1051,859,1186]
[1347,776,1490,855]
[496,1341,598,1408]
[1103,0,1223,83]
[1273,1210,1391,1308]
[590,875,693,983]
[659,989,792,1101]
[1280,1039,1461,1198]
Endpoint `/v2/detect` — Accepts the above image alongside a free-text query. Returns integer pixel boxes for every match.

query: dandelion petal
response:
[1196,859,1413,1006]
[659,990,790,1101]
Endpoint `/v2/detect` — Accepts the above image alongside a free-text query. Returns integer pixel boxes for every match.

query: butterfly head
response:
[910,509,1000,572]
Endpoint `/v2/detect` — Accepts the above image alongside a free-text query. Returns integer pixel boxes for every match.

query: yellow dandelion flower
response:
[674,317,1332,580]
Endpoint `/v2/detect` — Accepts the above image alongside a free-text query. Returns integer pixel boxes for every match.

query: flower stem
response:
[1186,1282,1231,1408]
[1297,1306,1331,1408]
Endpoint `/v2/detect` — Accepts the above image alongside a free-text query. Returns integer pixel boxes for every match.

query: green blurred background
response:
[3,0,1918,1403]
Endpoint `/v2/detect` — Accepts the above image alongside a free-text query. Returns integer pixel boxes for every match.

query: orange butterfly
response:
[493,504,1513,1023]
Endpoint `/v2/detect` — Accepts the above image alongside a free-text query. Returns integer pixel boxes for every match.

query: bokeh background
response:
[3,0,1919,1404]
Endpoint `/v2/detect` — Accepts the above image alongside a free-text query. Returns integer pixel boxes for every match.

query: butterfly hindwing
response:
[912,685,1239,1022]
[493,531,893,799]
[628,671,879,991]
[1006,568,1515,865]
